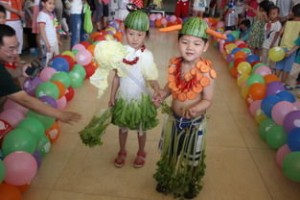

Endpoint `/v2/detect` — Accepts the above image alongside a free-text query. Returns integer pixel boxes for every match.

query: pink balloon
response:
[276,144,291,168]
[156,13,162,20]
[271,101,296,125]
[235,40,244,46]
[149,13,156,21]
[216,21,224,28]
[249,100,262,116]
[161,18,167,26]
[39,67,57,82]
[170,15,176,22]
[75,50,92,66]
[294,101,300,110]
[56,96,67,110]
[3,99,28,115]
[4,151,38,186]
[72,44,85,51]
[254,66,272,76]
[0,109,25,127]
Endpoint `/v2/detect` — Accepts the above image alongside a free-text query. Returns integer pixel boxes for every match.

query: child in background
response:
[37,0,60,67]
[154,17,216,199]
[275,4,300,84]
[261,5,281,69]
[245,0,258,24]
[0,4,5,24]
[286,33,300,92]
[192,0,207,18]
[239,19,251,41]
[109,10,161,168]
[224,3,238,30]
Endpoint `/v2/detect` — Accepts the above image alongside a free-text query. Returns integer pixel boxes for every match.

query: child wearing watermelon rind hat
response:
[109,10,162,168]
[153,17,216,199]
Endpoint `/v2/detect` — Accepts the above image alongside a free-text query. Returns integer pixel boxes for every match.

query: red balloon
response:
[80,41,90,49]
[94,34,106,42]
[0,119,13,140]
[0,183,22,200]
[61,55,75,70]
[65,87,75,102]
[234,58,246,68]
[84,64,96,78]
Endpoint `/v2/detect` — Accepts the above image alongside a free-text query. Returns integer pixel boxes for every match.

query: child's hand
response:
[183,107,198,119]
[108,97,116,107]
[152,89,166,107]
[58,40,62,47]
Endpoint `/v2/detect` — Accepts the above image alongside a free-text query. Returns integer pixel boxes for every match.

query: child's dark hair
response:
[259,0,274,13]
[240,19,251,28]
[177,34,208,43]
[267,5,280,16]
[0,24,16,45]
[292,4,300,17]
[41,0,49,3]
[0,5,6,15]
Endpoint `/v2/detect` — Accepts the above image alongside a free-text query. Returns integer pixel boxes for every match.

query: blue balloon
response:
[50,57,69,72]
[287,128,300,151]
[261,95,281,117]
[226,34,235,42]
[231,48,241,55]
[247,54,260,63]
[276,90,296,103]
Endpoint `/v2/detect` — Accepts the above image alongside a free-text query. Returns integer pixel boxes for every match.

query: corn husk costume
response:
[79,11,159,147]
[154,18,216,199]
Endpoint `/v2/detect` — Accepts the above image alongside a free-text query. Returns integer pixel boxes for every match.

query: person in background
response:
[0,4,6,23]
[175,0,189,19]
[0,24,81,123]
[276,0,292,23]
[69,0,84,48]
[192,0,207,18]
[239,18,251,41]
[245,0,258,24]
[224,2,238,30]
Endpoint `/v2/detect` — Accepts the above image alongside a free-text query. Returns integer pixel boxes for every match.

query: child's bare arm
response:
[109,70,120,106]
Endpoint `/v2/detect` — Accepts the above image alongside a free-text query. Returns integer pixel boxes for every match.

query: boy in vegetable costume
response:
[109,10,161,168]
[153,17,216,199]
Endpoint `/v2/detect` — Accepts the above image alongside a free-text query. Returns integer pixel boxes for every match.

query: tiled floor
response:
[22,29,300,200]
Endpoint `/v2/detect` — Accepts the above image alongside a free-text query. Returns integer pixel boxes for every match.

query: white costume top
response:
[263,21,282,49]
[37,11,58,46]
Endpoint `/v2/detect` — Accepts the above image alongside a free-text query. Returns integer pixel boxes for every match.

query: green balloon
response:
[231,30,240,39]
[17,117,45,142]
[0,159,5,183]
[282,152,300,182]
[35,81,60,99]
[27,111,55,130]
[258,118,276,140]
[50,72,71,88]
[246,74,265,87]
[37,135,51,157]
[72,49,79,55]
[241,48,251,54]
[69,71,84,88]
[252,63,266,72]
[265,125,287,149]
[72,64,86,78]
[2,128,37,156]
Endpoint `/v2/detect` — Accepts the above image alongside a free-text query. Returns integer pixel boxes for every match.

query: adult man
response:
[0,24,81,124]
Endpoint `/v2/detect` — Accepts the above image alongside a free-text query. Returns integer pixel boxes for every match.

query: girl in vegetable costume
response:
[109,10,161,168]
[153,17,216,199]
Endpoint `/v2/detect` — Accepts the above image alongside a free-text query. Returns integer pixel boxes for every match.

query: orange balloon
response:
[0,183,22,200]
[114,31,123,42]
[17,184,30,193]
[248,83,266,100]
[89,32,101,41]
[46,121,61,143]
[264,74,280,84]
[230,67,238,78]
[234,51,247,60]
[87,44,96,56]
[155,19,162,28]
[51,81,66,98]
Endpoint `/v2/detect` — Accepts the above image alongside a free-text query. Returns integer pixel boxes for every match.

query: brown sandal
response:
[133,151,146,168]
[114,151,127,168]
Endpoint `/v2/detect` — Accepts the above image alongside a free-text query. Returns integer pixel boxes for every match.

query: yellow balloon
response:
[237,61,252,75]
[237,74,249,87]
[268,47,285,62]
[255,109,267,124]
[61,50,75,59]
[225,43,237,54]
[240,86,249,99]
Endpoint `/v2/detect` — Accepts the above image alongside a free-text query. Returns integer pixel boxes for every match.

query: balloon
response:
[254,66,272,76]
[149,13,156,21]
[72,43,85,51]
[80,41,90,48]
[87,44,96,56]
[3,99,28,115]
[252,63,266,72]
[265,124,287,149]
[246,74,264,87]
[49,57,69,72]
[27,110,55,129]
[271,101,296,125]
[169,15,176,22]
[0,109,25,128]
[255,108,267,124]
[294,101,300,110]
[287,128,300,151]
[249,100,262,116]
[61,55,75,70]
[22,77,42,96]
[75,50,92,66]
[237,61,252,75]
[230,30,240,39]
[283,111,300,133]
[237,74,249,87]
[72,64,86,78]
[269,47,285,62]
[3,151,37,185]
[247,54,260,64]
[234,58,246,68]
[282,152,300,182]
[0,119,13,140]
[276,90,296,102]
[32,151,43,168]
[39,95,57,108]
[248,83,266,101]
[56,96,67,110]
[230,66,238,78]
[0,159,5,183]
[261,95,281,117]
[266,81,285,96]
[17,117,45,142]
[2,128,37,156]
[51,80,66,98]
[264,74,280,84]
[276,144,291,168]
[240,48,251,54]
[39,67,57,81]
[50,72,71,88]
[65,87,75,102]
[84,63,96,78]
[0,183,22,200]
[61,50,75,59]
[35,81,60,99]
[161,17,167,27]
[234,51,247,60]
[46,121,61,143]
[69,71,84,88]
[226,34,235,42]
[258,118,276,140]
[37,135,51,157]
[230,48,241,55]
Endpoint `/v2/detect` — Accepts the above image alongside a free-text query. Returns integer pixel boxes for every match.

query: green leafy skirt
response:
[154,114,207,198]
[111,95,158,131]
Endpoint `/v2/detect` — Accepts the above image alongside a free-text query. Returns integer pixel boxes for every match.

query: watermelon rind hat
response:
[179,17,209,39]
[124,10,149,32]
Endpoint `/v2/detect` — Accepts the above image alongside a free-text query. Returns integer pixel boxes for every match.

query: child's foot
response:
[183,185,198,199]
[133,151,146,168]
[114,151,127,168]
[156,184,167,194]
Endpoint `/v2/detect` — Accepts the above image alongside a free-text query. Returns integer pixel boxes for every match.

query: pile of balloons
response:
[214,24,300,183]
[149,13,182,28]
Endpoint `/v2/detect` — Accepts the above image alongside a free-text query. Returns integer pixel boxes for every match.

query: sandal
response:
[133,151,146,168]
[114,151,127,168]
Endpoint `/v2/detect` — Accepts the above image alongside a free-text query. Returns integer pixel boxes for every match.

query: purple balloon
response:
[39,96,58,108]
[266,81,285,96]
[283,111,300,133]
[32,151,43,168]
[23,77,43,96]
